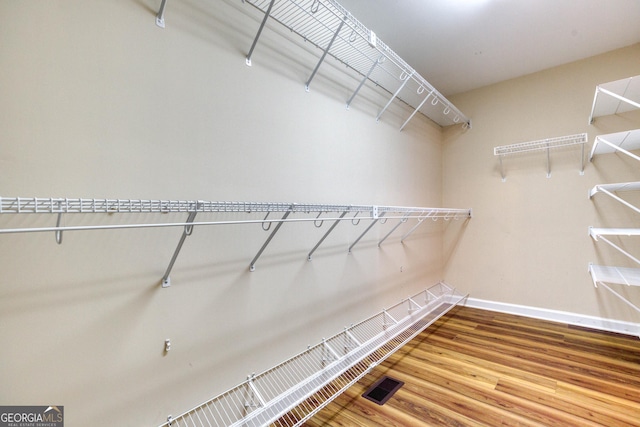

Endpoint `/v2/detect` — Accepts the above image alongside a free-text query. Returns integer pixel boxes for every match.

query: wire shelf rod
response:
[0,211,471,236]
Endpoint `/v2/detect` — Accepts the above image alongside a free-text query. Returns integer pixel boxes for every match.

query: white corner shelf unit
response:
[493,133,587,181]
[158,282,467,427]
[589,129,640,163]
[588,75,640,124]
[154,0,470,130]
[588,76,640,320]
[0,197,472,286]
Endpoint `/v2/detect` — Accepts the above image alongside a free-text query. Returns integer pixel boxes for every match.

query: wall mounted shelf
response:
[0,197,472,285]
[158,282,467,427]
[154,0,470,130]
[589,227,640,266]
[493,133,587,181]
[588,75,640,124]
[589,182,640,216]
[589,129,640,163]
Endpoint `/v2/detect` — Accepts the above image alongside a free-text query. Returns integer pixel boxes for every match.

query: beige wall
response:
[444,44,640,323]
[0,1,449,426]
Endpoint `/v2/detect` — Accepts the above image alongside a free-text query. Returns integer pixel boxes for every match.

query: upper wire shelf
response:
[588,75,640,124]
[239,0,470,129]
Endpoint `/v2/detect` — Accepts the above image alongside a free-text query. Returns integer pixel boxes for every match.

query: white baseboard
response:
[463,298,640,338]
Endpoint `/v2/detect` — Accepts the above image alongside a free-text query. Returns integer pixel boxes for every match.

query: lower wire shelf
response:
[160,282,467,427]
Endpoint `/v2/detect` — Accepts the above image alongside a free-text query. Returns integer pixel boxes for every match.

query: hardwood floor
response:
[302,306,640,426]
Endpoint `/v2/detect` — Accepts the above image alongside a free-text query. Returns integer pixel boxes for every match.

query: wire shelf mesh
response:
[159,282,467,427]
[244,0,469,128]
[494,133,588,156]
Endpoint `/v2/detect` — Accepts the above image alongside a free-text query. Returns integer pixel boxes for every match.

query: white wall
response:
[443,44,640,328]
[0,1,450,425]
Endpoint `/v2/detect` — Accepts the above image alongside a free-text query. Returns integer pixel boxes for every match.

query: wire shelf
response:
[159,282,467,427]
[589,129,640,162]
[243,0,469,129]
[493,133,587,180]
[588,75,640,124]
[0,196,472,281]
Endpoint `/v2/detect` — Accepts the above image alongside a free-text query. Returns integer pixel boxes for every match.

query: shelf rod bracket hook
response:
[349,212,385,252]
[376,71,414,122]
[308,210,348,261]
[245,0,276,66]
[249,205,294,271]
[160,209,199,288]
[55,212,63,244]
[305,15,347,91]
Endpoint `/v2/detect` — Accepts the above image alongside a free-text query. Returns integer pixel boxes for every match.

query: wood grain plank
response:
[299,307,640,427]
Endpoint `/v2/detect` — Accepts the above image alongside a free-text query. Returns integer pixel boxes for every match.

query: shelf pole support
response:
[546,143,551,178]
[156,0,168,28]
[348,212,385,252]
[378,216,408,247]
[161,210,198,287]
[346,55,384,109]
[245,0,276,66]
[401,214,431,243]
[305,16,347,91]
[499,155,506,182]
[595,187,640,215]
[377,71,414,122]
[249,205,294,271]
[308,210,349,261]
[399,90,433,131]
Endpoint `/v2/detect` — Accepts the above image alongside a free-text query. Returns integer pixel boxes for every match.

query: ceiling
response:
[337,0,640,96]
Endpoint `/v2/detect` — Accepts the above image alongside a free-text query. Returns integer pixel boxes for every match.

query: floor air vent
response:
[362,376,404,405]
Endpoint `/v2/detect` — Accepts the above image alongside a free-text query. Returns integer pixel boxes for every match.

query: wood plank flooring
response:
[302,306,640,426]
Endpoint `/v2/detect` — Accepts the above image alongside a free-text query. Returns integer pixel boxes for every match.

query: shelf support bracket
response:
[305,16,347,91]
[245,0,276,66]
[346,55,384,109]
[400,90,434,131]
[499,155,506,182]
[595,187,640,216]
[589,86,640,124]
[377,71,414,122]
[348,212,385,252]
[308,210,349,261]
[156,0,168,28]
[378,215,408,247]
[401,213,431,243]
[161,210,198,287]
[249,205,294,271]
[546,143,551,178]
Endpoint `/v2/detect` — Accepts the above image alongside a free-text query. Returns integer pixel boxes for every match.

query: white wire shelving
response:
[0,197,472,285]
[152,0,470,130]
[589,182,640,216]
[589,227,640,267]
[493,133,587,181]
[158,282,467,427]
[588,75,640,124]
[589,129,640,163]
